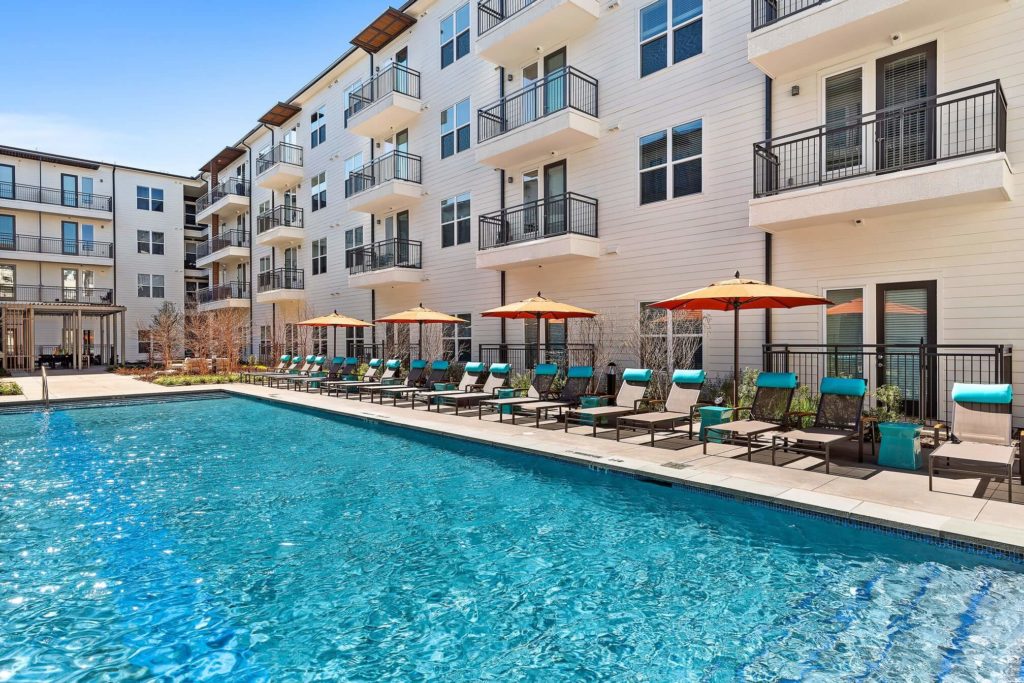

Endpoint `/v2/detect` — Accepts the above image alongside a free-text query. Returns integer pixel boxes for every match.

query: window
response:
[345,226,364,268]
[312,237,327,275]
[345,80,365,117]
[0,264,14,299]
[441,193,471,247]
[61,221,78,255]
[259,256,271,274]
[138,273,151,298]
[137,274,164,298]
[311,107,326,148]
[236,214,245,231]
[441,99,471,159]
[346,326,365,357]
[640,0,702,77]
[639,119,702,205]
[136,186,164,211]
[285,323,298,353]
[0,214,14,250]
[441,3,470,69]
[137,230,165,255]
[344,153,364,194]
[138,329,152,355]
[825,69,864,171]
[259,325,272,357]
[152,275,165,298]
[313,327,328,355]
[185,201,197,226]
[640,302,703,369]
[311,171,327,211]
[258,200,270,216]
[442,313,472,362]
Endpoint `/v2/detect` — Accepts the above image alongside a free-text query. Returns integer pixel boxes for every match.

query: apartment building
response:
[0,146,207,369]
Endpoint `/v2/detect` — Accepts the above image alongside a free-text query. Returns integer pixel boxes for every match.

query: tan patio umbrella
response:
[375,304,468,358]
[481,292,598,362]
[297,310,372,358]
[650,273,831,407]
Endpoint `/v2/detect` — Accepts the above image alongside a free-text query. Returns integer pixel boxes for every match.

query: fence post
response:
[918,338,927,422]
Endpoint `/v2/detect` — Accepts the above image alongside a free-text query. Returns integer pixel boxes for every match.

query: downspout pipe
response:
[240,139,259,358]
[498,66,507,346]
[763,75,773,347]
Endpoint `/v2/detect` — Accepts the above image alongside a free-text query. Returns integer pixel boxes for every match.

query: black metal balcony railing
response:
[196,177,251,213]
[0,181,112,212]
[257,206,304,234]
[0,234,114,258]
[751,0,829,31]
[257,268,304,293]
[197,281,249,304]
[344,151,422,198]
[479,192,598,250]
[344,63,422,121]
[185,255,197,269]
[256,142,303,175]
[347,238,422,275]
[478,67,598,143]
[196,229,249,259]
[478,0,536,34]
[478,343,597,375]
[0,285,114,305]
[753,81,1007,198]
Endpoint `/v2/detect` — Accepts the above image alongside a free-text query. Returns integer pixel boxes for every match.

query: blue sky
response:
[4,0,395,176]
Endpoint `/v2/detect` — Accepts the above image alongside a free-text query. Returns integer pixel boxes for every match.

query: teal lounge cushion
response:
[368,358,382,367]
[345,357,359,365]
[622,368,653,383]
[820,377,866,397]
[757,372,797,389]
[279,354,291,362]
[411,359,428,369]
[672,369,706,385]
[489,363,511,375]
[431,360,450,371]
[535,363,558,376]
[306,355,316,363]
[952,383,1013,405]
[386,360,401,370]
[567,366,593,378]
[464,362,486,373]
[314,356,326,364]
[331,357,344,365]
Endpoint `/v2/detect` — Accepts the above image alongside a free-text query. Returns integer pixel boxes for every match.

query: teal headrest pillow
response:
[567,366,593,378]
[535,363,558,376]
[431,360,450,371]
[951,383,1012,404]
[820,377,866,397]
[386,359,401,369]
[411,359,427,369]
[279,354,290,362]
[489,363,511,375]
[345,357,359,365]
[464,362,485,373]
[672,369,706,385]
[622,368,653,383]
[369,358,382,367]
[757,372,797,389]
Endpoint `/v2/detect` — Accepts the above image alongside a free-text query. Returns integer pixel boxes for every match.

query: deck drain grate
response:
[661,461,692,470]
[566,450,602,460]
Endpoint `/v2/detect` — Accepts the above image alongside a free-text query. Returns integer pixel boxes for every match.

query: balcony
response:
[476,0,600,66]
[476,192,599,269]
[0,181,112,220]
[347,238,423,289]
[750,82,1011,231]
[748,0,1007,77]
[195,229,250,268]
[255,206,304,247]
[197,282,250,311]
[345,64,423,139]
[0,285,114,306]
[345,151,423,214]
[256,268,305,304]
[255,142,304,191]
[476,67,599,168]
[0,234,114,266]
[195,177,250,224]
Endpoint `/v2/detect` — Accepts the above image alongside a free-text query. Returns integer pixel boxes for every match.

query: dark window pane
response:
[640,168,667,204]
[456,31,470,59]
[640,0,667,40]
[457,126,470,152]
[672,121,702,160]
[673,19,702,63]
[441,43,454,68]
[641,36,667,77]
[441,133,454,159]
[137,198,147,210]
[672,158,702,197]
[442,224,455,248]
[640,131,667,169]
[457,218,471,244]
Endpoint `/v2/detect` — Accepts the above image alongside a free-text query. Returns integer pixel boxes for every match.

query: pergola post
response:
[120,310,126,366]
[76,309,83,370]
[27,307,35,372]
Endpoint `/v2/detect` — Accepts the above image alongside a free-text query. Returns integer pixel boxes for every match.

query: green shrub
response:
[151,373,241,387]
[869,384,906,423]
[0,381,22,396]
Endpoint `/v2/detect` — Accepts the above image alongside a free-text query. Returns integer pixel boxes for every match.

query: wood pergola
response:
[0,301,127,371]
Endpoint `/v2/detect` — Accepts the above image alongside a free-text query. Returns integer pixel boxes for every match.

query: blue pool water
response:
[3,396,1024,680]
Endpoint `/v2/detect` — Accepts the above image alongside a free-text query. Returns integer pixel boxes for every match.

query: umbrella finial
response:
[537,291,542,297]
[418,302,423,308]
[734,270,740,279]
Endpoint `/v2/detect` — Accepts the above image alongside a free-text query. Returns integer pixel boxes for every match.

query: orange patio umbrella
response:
[375,304,468,356]
[298,310,373,358]
[481,292,598,360]
[650,273,831,406]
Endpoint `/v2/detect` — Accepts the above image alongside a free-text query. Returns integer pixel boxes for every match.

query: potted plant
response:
[872,384,924,470]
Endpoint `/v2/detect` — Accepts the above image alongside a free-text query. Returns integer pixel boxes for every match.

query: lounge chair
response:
[336,359,401,398]
[267,355,317,388]
[378,360,451,405]
[615,369,707,445]
[564,368,653,437]
[252,355,303,385]
[243,354,289,383]
[358,360,425,401]
[283,355,326,389]
[433,363,512,415]
[770,377,870,474]
[410,362,489,410]
[288,356,357,392]
[928,383,1018,502]
[704,372,797,460]
[477,363,559,422]
[508,366,595,427]
[319,358,383,396]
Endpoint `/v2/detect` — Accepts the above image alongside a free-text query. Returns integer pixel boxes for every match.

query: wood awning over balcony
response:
[258,102,302,127]
[199,146,246,174]
[351,8,416,53]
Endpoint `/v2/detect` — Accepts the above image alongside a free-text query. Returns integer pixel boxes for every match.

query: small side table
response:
[699,406,732,443]
[877,422,923,470]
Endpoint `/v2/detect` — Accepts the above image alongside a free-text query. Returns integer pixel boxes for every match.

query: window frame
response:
[137,230,165,254]
[639,0,704,78]
[638,118,703,205]
[311,171,327,211]
[442,313,472,362]
[312,237,327,275]
[440,192,471,248]
[137,273,151,298]
[311,106,327,148]
[440,99,471,159]
[440,3,470,69]
[639,301,704,370]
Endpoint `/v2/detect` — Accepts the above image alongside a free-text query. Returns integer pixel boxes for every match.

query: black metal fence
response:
[477,0,536,34]
[356,342,422,364]
[197,281,249,304]
[478,343,596,374]
[347,238,422,274]
[478,67,598,143]
[344,151,422,197]
[751,0,829,30]
[0,234,113,258]
[763,342,1013,423]
[479,192,598,249]
[0,181,112,212]
[257,206,304,234]
[196,229,249,258]
[0,285,114,305]
[256,142,303,175]
[754,81,1007,197]
[345,63,422,121]
[196,177,251,212]
[257,268,304,293]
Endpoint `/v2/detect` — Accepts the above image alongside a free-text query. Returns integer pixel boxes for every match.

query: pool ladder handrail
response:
[40,365,49,407]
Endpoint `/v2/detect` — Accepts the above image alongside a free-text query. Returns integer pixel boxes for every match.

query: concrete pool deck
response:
[4,373,1024,556]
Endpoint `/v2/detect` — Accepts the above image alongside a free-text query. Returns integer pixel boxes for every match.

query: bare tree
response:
[622,309,710,399]
[184,310,215,374]
[419,323,445,362]
[209,308,250,372]
[139,302,183,369]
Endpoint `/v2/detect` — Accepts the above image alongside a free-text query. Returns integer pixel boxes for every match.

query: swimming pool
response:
[3,395,1024,680]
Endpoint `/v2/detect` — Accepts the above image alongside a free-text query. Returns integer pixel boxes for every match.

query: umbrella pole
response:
[418,320,423,360]
[733,305,740,409]
[333,326,337,359]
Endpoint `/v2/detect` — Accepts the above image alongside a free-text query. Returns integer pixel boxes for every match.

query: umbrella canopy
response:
[651,273,831,406]
[375,305,467,360]
[296,310,373,358]
[480,293,598,320]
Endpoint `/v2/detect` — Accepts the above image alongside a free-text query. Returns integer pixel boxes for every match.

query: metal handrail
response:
[196,229,249,258]
[0,234,114,258]
[0,181,112,212]
[257,268,305,293]
[478,66,598,143]
[346,238,422,274]
[344,151,422,197]
[345,63,422,121]
[197,281,249,304]
[196,177,251,212]
[256,142,303,175]
[750,0,830,31]
[41,365,49,406]
[478,192,598,249]
[477,0,537,34]
[257,206,304,234]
